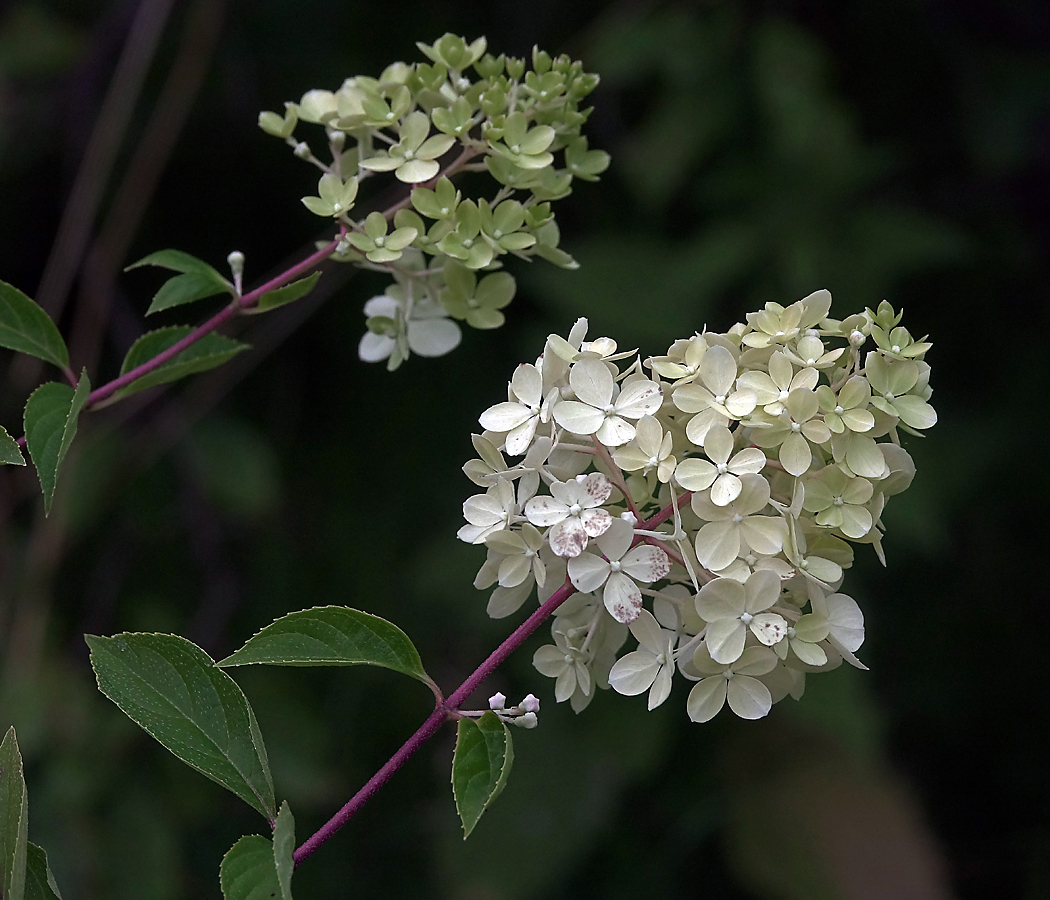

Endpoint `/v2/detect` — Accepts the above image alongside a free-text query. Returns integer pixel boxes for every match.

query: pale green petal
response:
[704,425,734,465]
[701,345,737,396]
[845,434,890,479]
[696,577,746,620]
[628,609,665,655]
[552,400,604,435]
[533,645,569,677]
[674,458,716,491]
[710,472,742,507]
[686,677,728,722]
[595,416,636,447]
[893,394,937,429]
[608,651,659,695]
[733,646,778,676]
[396,158,441,183]
[727,676,772,719]
[728,447,766,476]
[706,618,746,664]
[779,432,812,476]
[695,520,740,571]
[498,554,532,588]
[648,665,673,710]
[740,516,785,556]
[743,569,780,613]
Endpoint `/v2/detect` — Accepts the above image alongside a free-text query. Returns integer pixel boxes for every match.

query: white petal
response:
[695,521,740,571]
[552,400,605,435]
[549,517,589,558]
[674,458,716,491]
[728,447,767,476]
[510,363,542,408]
[594,517,633,559]
[628,609,664,654]
[701,345,737,396]
[479,401,532,433]
[750,613,788,646]
[567,552,610,592]
[504,417,539,456]
[726,676,772,719]
[595,415,636,447]
[621,545,670,583]
[710,472,742,507]
[603,572,643,623]
[740,517,786,556]
[703,425,734,466]
[648,665,673,709]
[779,432,813,477]
[407,318,460,356]
[524,495,568,526]
[695,577,746,620]
[569,357,613,407]
[487,581,533,618]
[498,554,532,588]
[358,331,395,362]
[686,677,728,722]
[608,651,660,695]
[744,568,781,613]
[705,618,746,664]
[532,644,569,676]
[614,379,663,418]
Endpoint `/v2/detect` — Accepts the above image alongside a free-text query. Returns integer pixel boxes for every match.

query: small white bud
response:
[226,251,244,276]
[488,692,507,711]
[514,712,538,729]
[521,693,540,713]
[293,141,311,159]
[619,511,637,524]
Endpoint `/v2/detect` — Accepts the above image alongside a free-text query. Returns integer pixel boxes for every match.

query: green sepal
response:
[451,712,514,839]
[125,250,233,315]
[0,279,70,370]
[243,272,321,316]
[23,371,90,516]
[219,836,281,900]
[115,326,249,398]
[0,727,29,900]
[0,425,25,466]
[86,632,276,822]
[217,606,433,686]
[23,844,62,900]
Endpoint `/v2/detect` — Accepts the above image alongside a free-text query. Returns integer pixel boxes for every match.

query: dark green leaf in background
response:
[243,272,321,315]
[452,712,514,839]
[125,249,232,315]
[217,606,432,685]
[272,802,294,900]
[86,633,276,822]
[0,425,24,466]
[22,372,90,515]
[23,844,62,900]
[0,727,28,900]
[0,280,69,371]
[115,326,249,398]
[219,836,281,900]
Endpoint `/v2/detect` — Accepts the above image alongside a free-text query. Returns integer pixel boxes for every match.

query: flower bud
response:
[488,691,507,711]
[521,693,540,713]
[514,712,538,729]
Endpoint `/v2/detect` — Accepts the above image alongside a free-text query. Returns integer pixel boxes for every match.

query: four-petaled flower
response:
[608,609,677,709]
[686,645,779,722]
[524,473,614,557]
[553,358,662,447]
[694,570,787,664]
[674,424,766,506]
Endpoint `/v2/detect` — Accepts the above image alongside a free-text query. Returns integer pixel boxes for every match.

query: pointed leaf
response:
[219,836,280,900]
[23,372,90,515]
[245,272,321,315]
[86,632,276,821]
[24,844,62,900]
[0,727,28,900]
[0,426,25,466]
[272,802,294,900]
[452,711,514,838]
[0,280,69,370]
[126,250,232,315]
[217,606,431,684]
[116,326,249,398]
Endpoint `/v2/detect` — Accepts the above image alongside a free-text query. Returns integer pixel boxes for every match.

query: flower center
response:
[374,236,385,247]
[732,514,744,524]
[778,390,790,401]
[716,463,728,475]
[835,405,844,414]
[569,503,582,516]
[791,422,802,432]
[609,560,622,573]
[740,612,753,625]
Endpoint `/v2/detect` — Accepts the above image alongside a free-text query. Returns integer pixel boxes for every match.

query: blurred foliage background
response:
[0,1,1047,898]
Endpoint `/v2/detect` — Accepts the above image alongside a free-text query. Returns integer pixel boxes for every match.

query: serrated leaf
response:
[243,272,321,316]
[24,844,62,900]
[0,426,25,466]
[115,326,249,398]
[272,802,294,900]
[219,836,280,900]
[217,606,431,685]
[126,250,232,315]
[1,727,29,900]
[23,371,90,516]
[451,712,514,838]
[86,632,276,822]
[0,280,69,370]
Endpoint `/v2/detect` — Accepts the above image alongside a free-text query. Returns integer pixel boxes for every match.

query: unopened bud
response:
[514,712,538,729]
[226,251,245,277]
[488,692,507,711]
[293,141,311,159]
[521,694,540,713]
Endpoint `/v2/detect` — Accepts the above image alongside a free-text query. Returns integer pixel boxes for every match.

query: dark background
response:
[1,1,1047,898]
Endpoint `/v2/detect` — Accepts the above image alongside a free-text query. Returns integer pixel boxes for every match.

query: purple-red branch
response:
[85,237,341,408]
[292,493,695,866]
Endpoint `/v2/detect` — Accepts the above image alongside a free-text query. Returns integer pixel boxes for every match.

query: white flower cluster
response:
[459,292,935,721]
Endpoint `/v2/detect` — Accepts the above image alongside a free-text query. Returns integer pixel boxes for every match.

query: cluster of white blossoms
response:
[459,291,935,722]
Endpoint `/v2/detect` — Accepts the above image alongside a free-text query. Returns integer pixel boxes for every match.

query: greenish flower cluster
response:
[459,293,935,719]
[258,35,608,370]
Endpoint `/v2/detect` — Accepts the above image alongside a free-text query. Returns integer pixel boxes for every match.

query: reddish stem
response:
[292,575,579,866]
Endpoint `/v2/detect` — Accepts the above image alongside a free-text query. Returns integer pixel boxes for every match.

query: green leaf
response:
[0,425,25,466]
[86,632,276,822]
[219,836,280,900]
[23,371,90,516]
[24,844,62,900]
[0,727,29,900]
[115,326,249,398]
[272,802,294,900]
[218,607,432,684]
[126,250,232,315]
[0,279,69,370]
[451,712,514,838]
[243,272,321,316]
